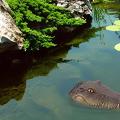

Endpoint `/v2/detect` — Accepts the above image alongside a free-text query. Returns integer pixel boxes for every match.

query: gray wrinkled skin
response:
[69,80,120,109]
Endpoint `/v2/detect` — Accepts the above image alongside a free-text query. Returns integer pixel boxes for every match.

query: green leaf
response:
[6,0,85,51]
[106,25,120,31]
[114,43,120,52]
[114,20,120,26]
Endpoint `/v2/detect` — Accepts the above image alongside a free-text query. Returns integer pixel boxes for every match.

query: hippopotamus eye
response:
[87,88,95,93]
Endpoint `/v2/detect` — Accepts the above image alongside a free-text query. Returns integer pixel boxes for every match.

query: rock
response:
[57,0,92,18]
[0,0,12,14]
[0,0,23,52]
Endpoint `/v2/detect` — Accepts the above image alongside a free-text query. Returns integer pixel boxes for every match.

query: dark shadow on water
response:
[0,16,96,105]
[0,51,28,105]
[54,15,93,45]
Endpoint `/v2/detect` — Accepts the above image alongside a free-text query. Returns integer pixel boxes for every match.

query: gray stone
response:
[0,0,23,52]
[57,0,92,17]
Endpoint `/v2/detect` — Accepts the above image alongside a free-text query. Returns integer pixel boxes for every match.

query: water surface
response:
[0,1,120,120]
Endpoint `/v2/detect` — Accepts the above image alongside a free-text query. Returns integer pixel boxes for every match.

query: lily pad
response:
[114,43,120,51]
[114,20,120,26]
[106,25,120,31]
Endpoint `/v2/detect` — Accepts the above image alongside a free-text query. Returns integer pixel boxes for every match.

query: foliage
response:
[93,0,114,3]
[93,0,120,26]
[6,0,85,51]
[106,20,120,31]
[93,6,107,25]
[105,20,120,52]
[114,20,120,26]
[106,25,120,31]
[114,43,120,52]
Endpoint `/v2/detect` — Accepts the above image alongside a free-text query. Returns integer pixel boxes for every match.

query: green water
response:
[0,1,120,120]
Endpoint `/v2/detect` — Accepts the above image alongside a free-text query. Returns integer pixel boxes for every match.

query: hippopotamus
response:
[69,80,120,109]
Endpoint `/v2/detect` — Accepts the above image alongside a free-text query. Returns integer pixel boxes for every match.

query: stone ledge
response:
[57,0,92,18]
[0,0,23,52]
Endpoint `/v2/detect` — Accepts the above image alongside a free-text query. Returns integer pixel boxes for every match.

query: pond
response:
[0,1,120,120]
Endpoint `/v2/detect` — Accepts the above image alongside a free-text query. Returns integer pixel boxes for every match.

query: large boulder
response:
[57,0,92,18]
[0,0,23,53]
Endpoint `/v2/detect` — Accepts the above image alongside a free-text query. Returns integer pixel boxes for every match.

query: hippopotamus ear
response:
[95,80,101,85]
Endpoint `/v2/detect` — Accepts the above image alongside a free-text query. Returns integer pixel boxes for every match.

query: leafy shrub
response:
[7,0,85,50]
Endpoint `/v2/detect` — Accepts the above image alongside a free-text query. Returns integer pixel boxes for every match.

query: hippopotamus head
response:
[69,80,120,109]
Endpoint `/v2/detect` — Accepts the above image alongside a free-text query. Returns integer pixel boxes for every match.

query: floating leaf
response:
[106,25,120,31]
[114,43,120,51]
[114,20,120,26]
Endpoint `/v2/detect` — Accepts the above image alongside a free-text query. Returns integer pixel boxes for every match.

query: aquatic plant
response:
[6,0,85,51]
[106,20,120,31]
[93,6,107,25]
[105,20,120,51]
[114,43,120,51]
[93,0,114,3]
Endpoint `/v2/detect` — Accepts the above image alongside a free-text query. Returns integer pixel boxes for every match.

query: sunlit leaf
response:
[114,43,120,51]
[114,20,120,26]
[106,25,120,31]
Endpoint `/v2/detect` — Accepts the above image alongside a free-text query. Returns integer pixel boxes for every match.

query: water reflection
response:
[93,2,120,24]
[0,1,120,120]
[0,81,25,105]
[0,17,94,105]
[0,9,107,106]
[0,51,27,105]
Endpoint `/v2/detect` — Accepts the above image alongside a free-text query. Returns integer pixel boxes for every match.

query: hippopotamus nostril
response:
[79,88,84,92]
